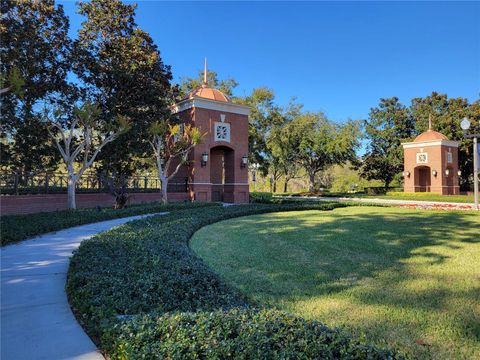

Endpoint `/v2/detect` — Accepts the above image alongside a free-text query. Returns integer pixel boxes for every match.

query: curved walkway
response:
[1,213,163,360]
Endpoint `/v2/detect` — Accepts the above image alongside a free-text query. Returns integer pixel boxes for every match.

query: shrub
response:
[67,202,403,359]
[364,187,403,195]
[107,309,402,359]
[249,191,273,203]
[1,201,219,246]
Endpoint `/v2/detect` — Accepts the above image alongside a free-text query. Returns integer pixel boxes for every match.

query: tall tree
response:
[1,0,72,172]
[287,113,361,192]
[236,88,287,176]
[47,103,129,209]
[266,109,302,193]
[361,97,414,187]
[410,92,480,188]
[73,0,174,176]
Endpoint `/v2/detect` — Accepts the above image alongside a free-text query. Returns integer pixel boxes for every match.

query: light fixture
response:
[432,169,437,177]
[402,171,410,178]
[201,152,208,167]
[460,117,471,131]
[241,155,248,168]
[445,169,450,176]
[457,170,462,176]
[251,163,259,183]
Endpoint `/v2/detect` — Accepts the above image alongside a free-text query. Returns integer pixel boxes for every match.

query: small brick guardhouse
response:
[171,61,250,203]
[401,115,460,195]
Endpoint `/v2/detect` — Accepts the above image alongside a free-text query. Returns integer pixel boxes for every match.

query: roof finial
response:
[203,57,208,86]
[428,113,433,131]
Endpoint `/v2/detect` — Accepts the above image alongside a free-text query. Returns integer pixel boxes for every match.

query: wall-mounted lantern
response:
[241,155,248,168]
[201,152,209,167]
[445,169,450,176]
[402,171,410,178]
[432,169,438,177]
[457,170,462,176]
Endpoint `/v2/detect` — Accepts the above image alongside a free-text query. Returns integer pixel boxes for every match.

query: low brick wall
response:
[0,192,189,215]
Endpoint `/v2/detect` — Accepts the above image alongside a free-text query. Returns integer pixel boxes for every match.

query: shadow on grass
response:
[193,208,480,357]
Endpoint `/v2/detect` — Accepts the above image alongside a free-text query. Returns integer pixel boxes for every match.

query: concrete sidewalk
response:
[275,195,477,210]
[1,213,163,360]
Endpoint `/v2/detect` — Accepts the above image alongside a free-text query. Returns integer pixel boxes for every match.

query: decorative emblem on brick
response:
[416,152,428,164]
[215,122,230,142]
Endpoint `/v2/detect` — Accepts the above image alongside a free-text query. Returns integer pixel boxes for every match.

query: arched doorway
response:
[210,146,235,202]
[414,166,431,192]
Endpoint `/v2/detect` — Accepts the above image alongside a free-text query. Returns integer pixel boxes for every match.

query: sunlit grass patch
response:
[191,207,480,359]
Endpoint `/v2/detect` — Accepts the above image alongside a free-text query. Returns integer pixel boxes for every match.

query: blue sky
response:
[60,1,479,122]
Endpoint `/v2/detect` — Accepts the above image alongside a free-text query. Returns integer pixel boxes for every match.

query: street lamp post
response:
[460,117,479,210]
[251,163,259,192]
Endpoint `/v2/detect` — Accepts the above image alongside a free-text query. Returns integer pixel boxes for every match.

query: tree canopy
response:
[285,113,361,192]
[1,0,72,172]
[361,97,414,187]
[73,0,174,175]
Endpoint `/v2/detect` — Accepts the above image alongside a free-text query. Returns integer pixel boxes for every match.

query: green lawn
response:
[283,191,475,203]
[191,207,480,359]
[362,192,473,203]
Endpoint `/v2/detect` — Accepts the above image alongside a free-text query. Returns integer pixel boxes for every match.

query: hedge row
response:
[107,309,401,359]
[249,191,273,203]
[67,202,404,359]
[1,201,218,246]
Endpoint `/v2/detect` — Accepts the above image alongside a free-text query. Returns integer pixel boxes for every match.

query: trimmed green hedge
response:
[107,309,400,359]
[249,191,273,203]
[67,202,404,359]
[1,201,219,246]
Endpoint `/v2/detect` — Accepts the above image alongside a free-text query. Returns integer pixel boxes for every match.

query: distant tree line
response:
[183,61,480,193]
[1,0,479,208]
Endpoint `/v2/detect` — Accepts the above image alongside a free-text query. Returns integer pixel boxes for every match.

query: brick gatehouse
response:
[402,115,460,195]
[171,62,250,203]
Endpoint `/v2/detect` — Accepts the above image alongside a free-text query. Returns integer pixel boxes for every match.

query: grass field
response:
[281,191,475,203]
[191,207,480,359]
[357,192,473,203]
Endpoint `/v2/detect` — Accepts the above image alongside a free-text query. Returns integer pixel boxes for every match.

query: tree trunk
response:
[384,178,391,189]
[309,173,315,193]
[284,179,289,193]
[273,180,277,193]
[160,176,168,204]
[67,179,76,210]
[67,163,77,210]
